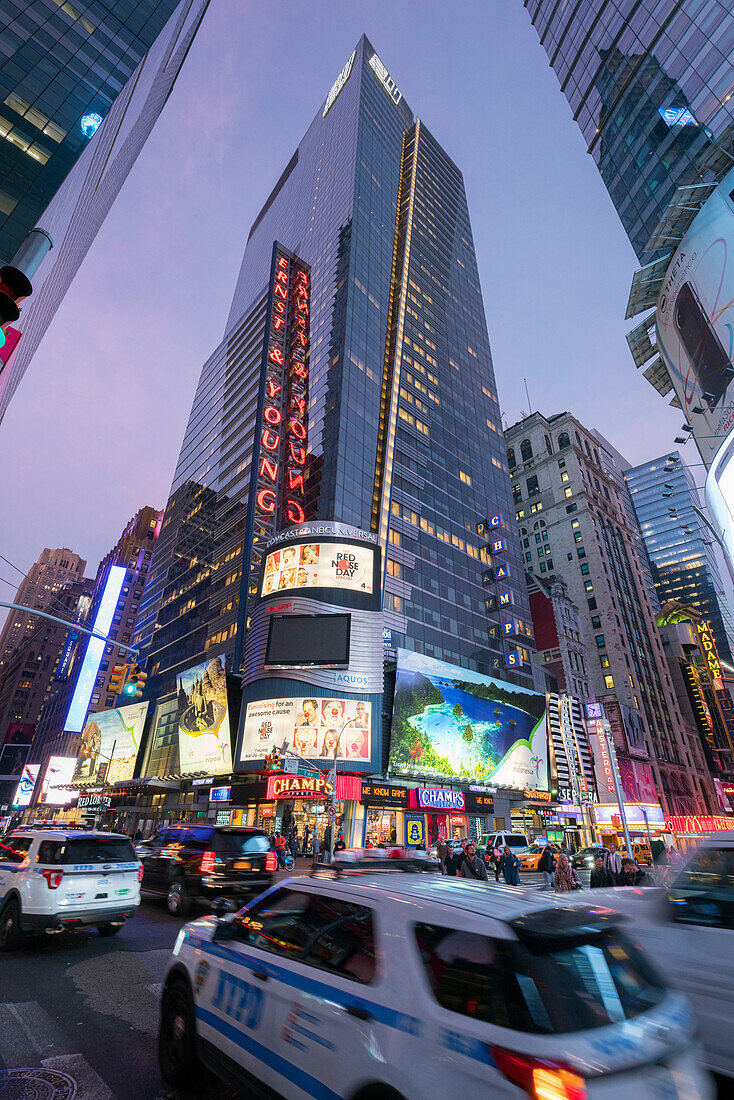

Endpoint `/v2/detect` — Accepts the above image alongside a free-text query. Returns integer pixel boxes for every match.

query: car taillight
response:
[200,850,216,874]
[490,1047,586,1100]
[265,851,277,872]
[41,869,64,890]
[137,864,144,882]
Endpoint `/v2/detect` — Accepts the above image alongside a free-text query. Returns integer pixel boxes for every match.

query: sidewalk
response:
[273,855,318,879]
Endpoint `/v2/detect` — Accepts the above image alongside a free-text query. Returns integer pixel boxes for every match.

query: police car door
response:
[0,835,32,906]
[220,885,384,1099]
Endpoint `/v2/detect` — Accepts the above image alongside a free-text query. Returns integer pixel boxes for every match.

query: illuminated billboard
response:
[656,164,734,468]
[239,696,371,764]
[39,756,76,806]
[0,742,29,778]
[64,564,126,732]
[72,701,148,786]
[388,649,548,789]
[261,542,374,597]
[177,655,232,775]
[13,763,40,807]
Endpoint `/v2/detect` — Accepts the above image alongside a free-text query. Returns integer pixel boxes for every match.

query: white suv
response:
[0,828,141,948]
[158,864,711,1098]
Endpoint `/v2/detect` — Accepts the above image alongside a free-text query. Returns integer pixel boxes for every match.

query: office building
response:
[0,547,90,738]
[135,34,532,772]
[505,410,712,815]
[527,572,590,698]
[522,1,734,261]
[626,452,734,663]
[30,506,161,776]
[0,0,210,421]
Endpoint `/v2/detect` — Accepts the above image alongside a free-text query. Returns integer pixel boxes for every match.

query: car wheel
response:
[97,923,122,937]
[167,880,191,918]
[0,898,23,951]
[158,976,200,1088]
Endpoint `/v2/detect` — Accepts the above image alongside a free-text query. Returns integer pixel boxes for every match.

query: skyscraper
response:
[136,36,532,763]
[522,1,734,260]
[505,410,714,815]
[626,451,734,662]
[0,0,210,421]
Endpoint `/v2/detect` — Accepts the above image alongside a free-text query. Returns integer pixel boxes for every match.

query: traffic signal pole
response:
[0,601,140,658]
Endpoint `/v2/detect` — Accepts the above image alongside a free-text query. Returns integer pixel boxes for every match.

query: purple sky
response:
[0,0,686,597]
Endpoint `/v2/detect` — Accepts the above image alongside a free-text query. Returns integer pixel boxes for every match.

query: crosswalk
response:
[0,1002,113,1099]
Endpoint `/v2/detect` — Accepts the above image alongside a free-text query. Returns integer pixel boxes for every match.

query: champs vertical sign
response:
[254,246,310,533]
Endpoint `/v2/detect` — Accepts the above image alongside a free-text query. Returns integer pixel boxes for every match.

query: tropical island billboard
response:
[388,649,548,790]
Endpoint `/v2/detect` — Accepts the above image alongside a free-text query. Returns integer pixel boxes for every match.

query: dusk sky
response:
[0,0,688,599]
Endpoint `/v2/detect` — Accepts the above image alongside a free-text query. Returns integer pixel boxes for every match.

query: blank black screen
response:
[266,614,350,665]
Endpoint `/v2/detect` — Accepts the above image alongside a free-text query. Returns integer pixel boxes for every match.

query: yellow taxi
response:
[518,842,560,871]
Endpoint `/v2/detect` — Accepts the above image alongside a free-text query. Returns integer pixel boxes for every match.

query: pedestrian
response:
[560,840,569,856]
[459,843,488,881]
[436,838,448,874]
[445,843,462,877]
[492,843,502,882]
[303,824,310,853]
[275,831,287,868]
[606,842,623,883]
[323,823,332,860]
[499,845,521,885]
[538,842,556,890]
[618,857,652,887]
[590,854,615,888]
[334,834,346,852]
[554,852,578,892]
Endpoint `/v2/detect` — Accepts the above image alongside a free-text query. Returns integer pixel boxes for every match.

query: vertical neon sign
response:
[282,261,309,525]
[64,564,126,732]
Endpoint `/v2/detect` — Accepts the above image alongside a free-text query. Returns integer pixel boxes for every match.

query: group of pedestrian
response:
[436,838,523,885]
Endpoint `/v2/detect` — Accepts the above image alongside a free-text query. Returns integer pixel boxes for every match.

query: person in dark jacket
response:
[445,843,464,877]
[590,854,615,888]
[498,845,521,885]
[618,858,652,887]
[538,844,556,890]
[459,844,488,881]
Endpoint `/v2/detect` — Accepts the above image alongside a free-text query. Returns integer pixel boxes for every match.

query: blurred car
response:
[139,823,275,917]
[0,828,140,948]
[158,855,712,1098]
[478,831,528,853]
[571,845,605,871]
[518,842,561,871]
[592,832,734,1079]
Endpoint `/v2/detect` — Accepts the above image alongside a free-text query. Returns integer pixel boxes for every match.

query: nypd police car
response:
[0,827,141,948]
[158,860,712,1098]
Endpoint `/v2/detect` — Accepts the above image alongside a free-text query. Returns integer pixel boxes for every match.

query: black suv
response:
[139,824,275,916]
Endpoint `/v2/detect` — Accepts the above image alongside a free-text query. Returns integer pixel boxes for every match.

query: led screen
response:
[177,655,232,775]
[64,564,126,732]
[72,701,148,786]
[388,649,548,790]
[39,756,77,806]
[240,697,371,763]
[0,742,29,777]
[13,763,40,807]
[261,542,373,596]
[266,614,350,666]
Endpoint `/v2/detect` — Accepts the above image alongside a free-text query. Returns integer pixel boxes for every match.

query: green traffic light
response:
[123,682,137,695]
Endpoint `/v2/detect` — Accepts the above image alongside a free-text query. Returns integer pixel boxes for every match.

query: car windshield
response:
[41,837,135,864]
[414,923,665,1034]
[215,830,270,857]
[505,837,526,848]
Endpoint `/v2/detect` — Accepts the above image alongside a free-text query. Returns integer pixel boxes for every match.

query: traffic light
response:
[266,748,282,771]
[0,265,32,349]
[122,664,147,699]
[108,663,130,696]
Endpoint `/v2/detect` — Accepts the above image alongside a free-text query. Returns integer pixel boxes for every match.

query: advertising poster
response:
[617,758,658,805]
[0,742,30,778]
[240,696,371,763]
[388,649,547,789]
[261,542,373,596]
[73,701,149,785]
[13,763,40,807]
[39,756,76,806]
[177,655,232,775]
[656,164,734,467]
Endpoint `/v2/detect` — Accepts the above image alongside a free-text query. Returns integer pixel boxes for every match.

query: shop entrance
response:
[365,808,397,846]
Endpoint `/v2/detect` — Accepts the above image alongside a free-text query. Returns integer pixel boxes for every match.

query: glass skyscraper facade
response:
[522,1,734,259]
[136,35,533,747]
[0,0,209,422]
[626,451,734,661]
[0,0,183,263]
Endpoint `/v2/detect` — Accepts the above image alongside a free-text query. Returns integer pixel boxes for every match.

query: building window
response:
[595,634,605,647]
[507,448,516,470]
[564,487,573,498]
[547,559,553,570]
[588,598,597,611]
[516,509,524,519]
[604,674,614,690]
[561,472,569,482]
[600,654,610,668]
[530,502,542,514]
[526,475,539,497]
[584,581,593,592]
[558,432,570,450]
[566,503,577,514]
[591,615,601,629]
[459,471,471,486]
[513,484,522,503]
[545,434,552,454]
[520,439,533,462]
[577,547,586,559]
[580,563,590,575]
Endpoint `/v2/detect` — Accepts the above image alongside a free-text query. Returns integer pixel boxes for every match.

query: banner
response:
[177,655,232,775]
[39,756,76,806]
[388,649,548,790]
[73,701,149,785]
[240,696,371,763]
[13,763,40,807]
[262,542,374,596]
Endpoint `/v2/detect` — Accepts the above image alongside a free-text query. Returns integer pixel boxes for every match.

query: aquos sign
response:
[255,244,310,533]
[417,788,465,812]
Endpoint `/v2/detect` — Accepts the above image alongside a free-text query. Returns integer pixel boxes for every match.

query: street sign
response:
[326,805,337,820]
[299,766,319,779]
[283,757,298,773]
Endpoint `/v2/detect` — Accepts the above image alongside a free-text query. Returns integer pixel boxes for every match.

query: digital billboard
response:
[0,742,29,778]
[13,763,40,807]
[177,655,232,775]
[64,564,126,732]
[388,649,548,790]
[240,696,371,763]
[261,542,374,596]
[39,756,76,806]
[72,701,148,786]
[656,163,734,468]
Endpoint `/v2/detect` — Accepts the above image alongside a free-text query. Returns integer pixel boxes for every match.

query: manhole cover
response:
[0,1069,76,1100]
